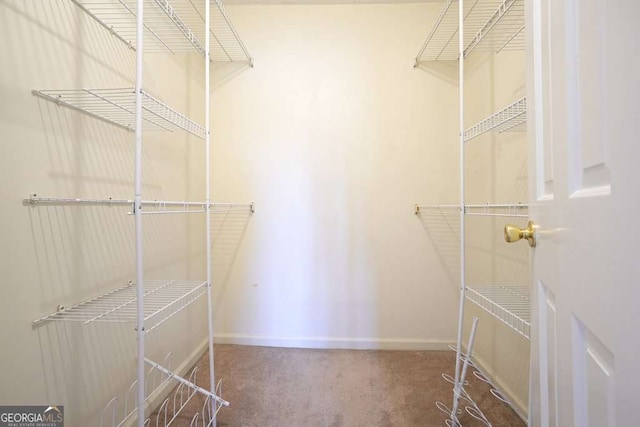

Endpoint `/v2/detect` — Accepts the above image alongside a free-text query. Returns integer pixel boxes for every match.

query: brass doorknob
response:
[504,221,536,247]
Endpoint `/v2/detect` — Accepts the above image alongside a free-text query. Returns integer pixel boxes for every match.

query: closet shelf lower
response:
[71,0,252,63]
[34,280,207,333]
[465,285,530,339]
[33,88,206,139]
[415,0,525,63]
[464,97,527,141]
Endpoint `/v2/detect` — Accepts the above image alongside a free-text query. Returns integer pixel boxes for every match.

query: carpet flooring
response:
[151,344,526,427]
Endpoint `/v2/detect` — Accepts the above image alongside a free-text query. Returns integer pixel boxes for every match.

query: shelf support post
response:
[134,0,146,426]
[452,0,467,424]
[204,1,219,425]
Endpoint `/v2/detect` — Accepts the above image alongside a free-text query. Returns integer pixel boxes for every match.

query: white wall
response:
[0,1,210,425]
[209,3,462,349]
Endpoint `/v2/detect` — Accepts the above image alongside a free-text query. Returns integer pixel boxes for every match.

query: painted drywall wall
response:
[0,1,212,425]
[208,3,462,349]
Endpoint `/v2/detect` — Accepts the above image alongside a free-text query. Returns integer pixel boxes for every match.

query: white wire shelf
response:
[33,88,206,138]
[464,97,527,141]
[415,203,527,218]
[71,0,252,64]
[24,194,255,215]
[465,203,528,218]
[415,0,524,63]
[33,280,207,334]
[414,204,461,215]
[465,285,530,339]
[210,202,255,214]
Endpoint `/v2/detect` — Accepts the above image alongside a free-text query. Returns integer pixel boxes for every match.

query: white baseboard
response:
[214,333,454,351]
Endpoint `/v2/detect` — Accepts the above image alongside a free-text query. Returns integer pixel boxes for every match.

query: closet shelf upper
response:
[466,285,530,339]
[33,280,207,334]
[415,0,524,64]
[33,88,206,139]
[464,97,527,141]
[71,0,252,63]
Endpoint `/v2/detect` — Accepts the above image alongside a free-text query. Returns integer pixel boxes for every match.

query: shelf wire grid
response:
[33,88,206,138]
[415,0,524,62]
[71,0,251,63]
[25,195,255,216]
[414,204,461,215]
[465,285,530,339]
[415,203,528,218]
[34,280,207,333]
[464,97,527,141]
[464,203,528,218]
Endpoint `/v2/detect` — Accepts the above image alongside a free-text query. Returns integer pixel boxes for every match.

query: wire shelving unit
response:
[33,88,206,138]
[414,0,524,64]
[465,285,530,339]
[33,280,208,333]
[464,97,527,142]
[70,0,252,64]
[414,204,460,215]
[464,203,527,218]
[415,203,528,218]
[24,194,255,215]
[415,0,529,424]
[28,1,253,426]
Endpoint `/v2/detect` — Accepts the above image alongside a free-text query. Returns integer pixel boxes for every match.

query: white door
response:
[526,0,640,426]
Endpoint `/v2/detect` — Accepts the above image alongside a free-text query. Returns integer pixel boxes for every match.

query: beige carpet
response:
[152,344,526,426]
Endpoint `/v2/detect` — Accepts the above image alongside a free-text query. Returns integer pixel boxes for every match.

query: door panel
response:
[536,280,558,427]
[537,2,553,199]
[536,0,554,200]
[572,316,616,427]
[544,286,558,427]
[566,0,610,194]
[527,0,639,426]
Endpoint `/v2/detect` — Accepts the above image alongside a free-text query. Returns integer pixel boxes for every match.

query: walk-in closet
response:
[1,0,638,426]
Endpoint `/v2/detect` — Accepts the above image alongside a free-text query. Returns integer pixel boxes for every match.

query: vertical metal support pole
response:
[452,0,466,424]
[134,0,145,426]
[204,1,217,425]
[457,317,479,397]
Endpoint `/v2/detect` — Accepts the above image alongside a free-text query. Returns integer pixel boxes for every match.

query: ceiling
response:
[223,0,440,5]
